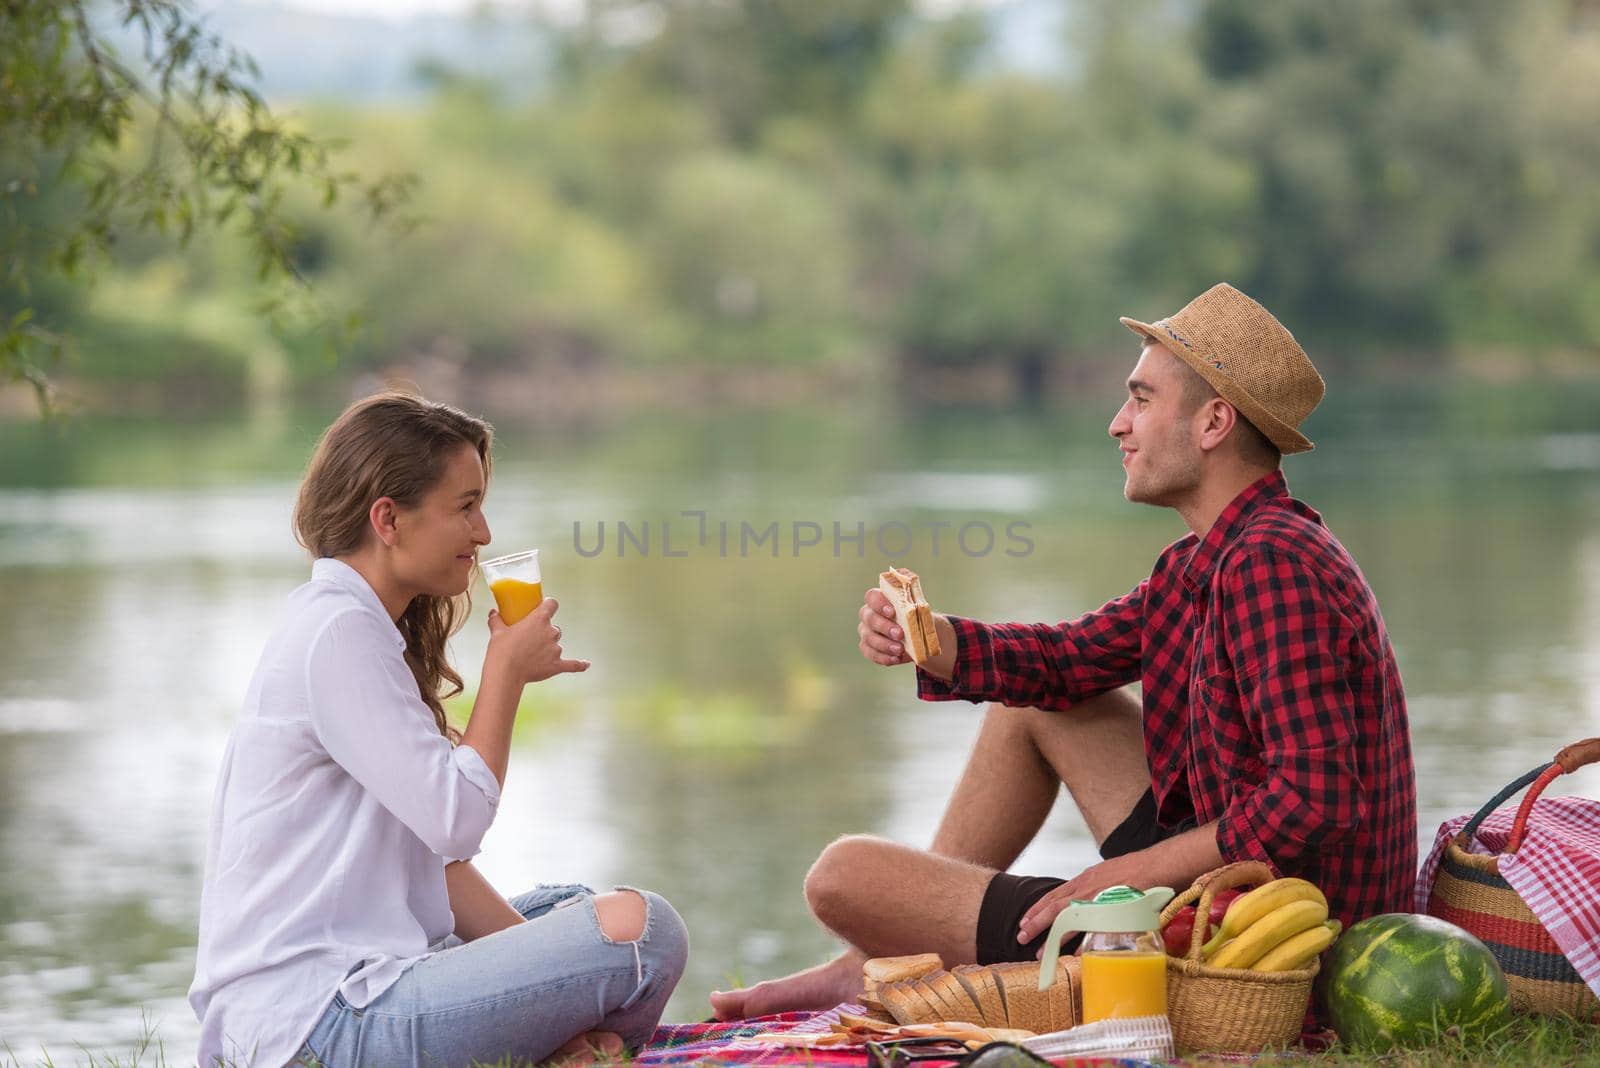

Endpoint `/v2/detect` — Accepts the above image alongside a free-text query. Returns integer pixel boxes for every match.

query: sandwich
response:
[878,567,941,665]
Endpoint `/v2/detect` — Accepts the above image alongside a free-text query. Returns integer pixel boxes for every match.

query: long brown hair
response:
[293,391,493,742]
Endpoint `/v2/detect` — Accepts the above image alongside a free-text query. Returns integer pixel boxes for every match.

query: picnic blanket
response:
[638,1005,1155,1067]
[1416,795,1600,998]
[641,1009,854,1068]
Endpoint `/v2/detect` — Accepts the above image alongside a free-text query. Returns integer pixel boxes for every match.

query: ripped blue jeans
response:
[293,884,688,1068]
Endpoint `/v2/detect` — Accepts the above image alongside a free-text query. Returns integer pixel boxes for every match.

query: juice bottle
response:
[1037,884,1175,1023]
[1081,945,1169,1021]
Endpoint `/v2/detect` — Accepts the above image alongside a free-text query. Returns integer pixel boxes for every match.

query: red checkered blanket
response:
[1416,795,1600,998]
[638,1006,1154,1067]
[639,1008,866,1068]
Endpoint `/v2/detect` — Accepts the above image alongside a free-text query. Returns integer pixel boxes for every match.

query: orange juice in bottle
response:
[1081,948,1168,1021]
[1037,884,1175,1023]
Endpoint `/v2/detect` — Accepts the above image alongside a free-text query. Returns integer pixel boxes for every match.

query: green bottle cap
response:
[1090,885,1146,905]
[1037,884,1175,991]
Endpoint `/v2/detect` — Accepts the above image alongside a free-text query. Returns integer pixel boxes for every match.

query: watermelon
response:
[1319,913,1512,1052]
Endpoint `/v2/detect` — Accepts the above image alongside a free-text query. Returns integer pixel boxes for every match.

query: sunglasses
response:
[865,1039,1054,1068]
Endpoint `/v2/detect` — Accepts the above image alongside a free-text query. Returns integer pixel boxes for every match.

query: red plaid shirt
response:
[917,471,1417,928]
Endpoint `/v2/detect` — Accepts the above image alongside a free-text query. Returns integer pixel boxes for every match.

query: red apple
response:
[1162,906,1197,956]
[1208,888,1244,928]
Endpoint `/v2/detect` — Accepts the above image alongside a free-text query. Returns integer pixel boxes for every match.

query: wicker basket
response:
[1424,737,1600,1021]
[1159,861,1318,1055]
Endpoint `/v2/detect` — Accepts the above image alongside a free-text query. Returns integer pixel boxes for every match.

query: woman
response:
[188,393,688,1068]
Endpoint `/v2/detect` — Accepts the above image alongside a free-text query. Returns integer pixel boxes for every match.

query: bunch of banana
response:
[1199,877,1342,972]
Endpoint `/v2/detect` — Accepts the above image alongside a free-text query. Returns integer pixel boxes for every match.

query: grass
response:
[0,1011,624,1068]
[1193,1014,1600,1067]
[0,1011,173,1068]
[6,1013,1599,1067]
[0,1040,623,1068]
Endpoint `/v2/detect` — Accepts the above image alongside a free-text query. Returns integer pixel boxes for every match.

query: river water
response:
[1,380,1598,1062]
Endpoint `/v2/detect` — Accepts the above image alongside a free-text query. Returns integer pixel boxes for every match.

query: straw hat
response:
[1120,283,1325,455]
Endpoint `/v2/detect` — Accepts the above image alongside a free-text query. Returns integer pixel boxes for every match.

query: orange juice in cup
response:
[481,549,543,625]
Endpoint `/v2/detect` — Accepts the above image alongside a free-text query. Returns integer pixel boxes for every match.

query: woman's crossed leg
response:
[297,884,688,1068]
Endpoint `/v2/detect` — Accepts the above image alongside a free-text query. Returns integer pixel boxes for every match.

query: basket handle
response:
[1459,736,1600,856]
[1157,860,1272,960]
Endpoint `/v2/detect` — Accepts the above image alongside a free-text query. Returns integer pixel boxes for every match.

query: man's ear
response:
[1198,398,1237,454]
[369,497,400,548]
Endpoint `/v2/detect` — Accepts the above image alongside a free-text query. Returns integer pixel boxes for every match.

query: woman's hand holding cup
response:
[488,598,590,683]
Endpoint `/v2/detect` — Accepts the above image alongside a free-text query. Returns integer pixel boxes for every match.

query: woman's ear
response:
[369,497,401,548]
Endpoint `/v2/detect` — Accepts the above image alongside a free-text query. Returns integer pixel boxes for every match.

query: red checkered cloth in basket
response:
[1415,796,1600,999]
[638,1005,1154,1067]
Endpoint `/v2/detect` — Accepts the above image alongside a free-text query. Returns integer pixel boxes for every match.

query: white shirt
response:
[188,558,502,1068]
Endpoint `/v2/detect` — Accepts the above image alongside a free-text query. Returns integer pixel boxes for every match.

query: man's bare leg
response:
[710,687,1147,1019]
[708,841,995,1020]
[931,688,1148,867]
[937,688,1151,865]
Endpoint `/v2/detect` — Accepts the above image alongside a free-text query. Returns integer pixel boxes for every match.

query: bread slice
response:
[878,567,941,664]
[857,986,895,1024]
[907,980,949,1024]
[1044,956,1078,1031]
[911,976,964,1021]
[989,1028,1040,1041]
[989,965,1012,1026]
[925,971,984,1022]
[863,953,943,985]
[951,965,1004,1027]
[907,977,950,1020]
[881,979,943,1024]
[991,961,1050,1031]
[876,980,920,1024]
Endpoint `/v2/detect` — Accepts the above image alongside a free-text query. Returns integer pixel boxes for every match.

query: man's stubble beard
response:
[1125,445,1203,509]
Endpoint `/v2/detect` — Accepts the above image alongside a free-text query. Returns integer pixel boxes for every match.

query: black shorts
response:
[974,788,1196,965]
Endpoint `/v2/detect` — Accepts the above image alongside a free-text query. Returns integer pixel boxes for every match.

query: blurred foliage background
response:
[6,0,1599,418]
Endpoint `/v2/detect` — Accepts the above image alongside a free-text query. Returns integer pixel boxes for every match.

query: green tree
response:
[0,0,411,411]
[1189,0,1600,345]
[553,0,910,144]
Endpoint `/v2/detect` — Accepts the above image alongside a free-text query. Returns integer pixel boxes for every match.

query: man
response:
[711,283,1417,1020]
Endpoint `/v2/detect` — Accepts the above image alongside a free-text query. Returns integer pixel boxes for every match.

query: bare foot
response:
[547,1030,624,1066]
[709,950,866,1021]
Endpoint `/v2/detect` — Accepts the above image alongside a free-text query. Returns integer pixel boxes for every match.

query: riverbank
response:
[4,344,1598,424]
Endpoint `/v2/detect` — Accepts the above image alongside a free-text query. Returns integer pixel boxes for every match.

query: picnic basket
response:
[1424,736,1600,1020]
[1160,861,1318,1054]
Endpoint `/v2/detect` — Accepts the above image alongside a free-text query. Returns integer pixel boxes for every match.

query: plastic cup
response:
[481,549,543,625]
